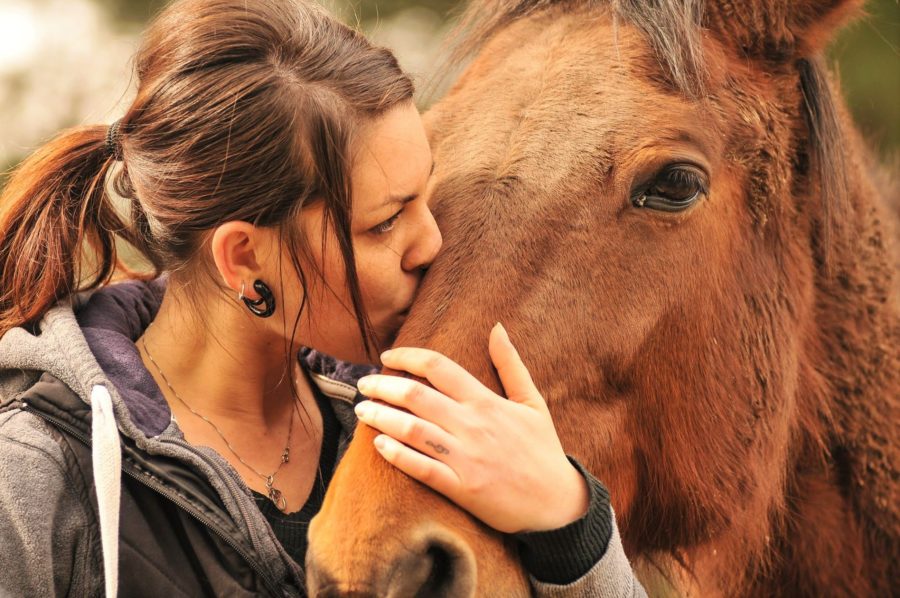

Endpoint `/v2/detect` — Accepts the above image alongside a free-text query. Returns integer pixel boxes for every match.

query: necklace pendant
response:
[268,486,287,512]
[281,447,290,464]
[265,476,288,512]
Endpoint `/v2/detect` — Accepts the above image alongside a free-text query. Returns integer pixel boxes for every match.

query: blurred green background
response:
[1,0,898,187]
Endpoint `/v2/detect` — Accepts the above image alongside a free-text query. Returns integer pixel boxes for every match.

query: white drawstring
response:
[91,385,121,597]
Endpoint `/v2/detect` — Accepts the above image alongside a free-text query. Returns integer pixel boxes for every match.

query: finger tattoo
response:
[425,440,450,455]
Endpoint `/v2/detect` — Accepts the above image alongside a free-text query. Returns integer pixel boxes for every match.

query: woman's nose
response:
[402,202,442,272]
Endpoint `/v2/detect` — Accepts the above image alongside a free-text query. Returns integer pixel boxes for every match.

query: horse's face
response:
[308,2,859,594]
[413,4,810,559]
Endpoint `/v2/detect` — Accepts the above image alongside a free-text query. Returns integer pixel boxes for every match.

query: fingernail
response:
[355,401,373,419]
[380,349,394,361]
[373,435,387,450]
[357,376,374,394]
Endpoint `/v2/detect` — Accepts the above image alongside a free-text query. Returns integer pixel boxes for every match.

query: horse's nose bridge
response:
[306,521,477,598]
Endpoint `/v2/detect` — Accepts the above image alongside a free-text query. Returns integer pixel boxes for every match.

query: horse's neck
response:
[809,123,899,423]
[800,115,900,561]
[691,158,900,593]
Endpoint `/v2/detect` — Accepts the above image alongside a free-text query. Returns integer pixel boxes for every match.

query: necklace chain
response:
[141,332,296,513]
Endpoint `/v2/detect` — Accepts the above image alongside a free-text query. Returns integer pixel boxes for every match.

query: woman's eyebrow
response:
[380,161,436,207]
[381,193,418,208]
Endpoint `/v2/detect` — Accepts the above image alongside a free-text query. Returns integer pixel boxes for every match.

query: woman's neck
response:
[138,290,315,431]
[139,287,327,513]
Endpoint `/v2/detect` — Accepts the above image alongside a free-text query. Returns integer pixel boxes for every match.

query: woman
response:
[0,0,644,595]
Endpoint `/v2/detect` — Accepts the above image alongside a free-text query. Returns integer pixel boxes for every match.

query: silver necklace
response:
[141,334,296,512]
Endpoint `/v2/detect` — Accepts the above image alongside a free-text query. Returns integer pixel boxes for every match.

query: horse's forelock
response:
[448,0,707,98]
[613,0,706,98]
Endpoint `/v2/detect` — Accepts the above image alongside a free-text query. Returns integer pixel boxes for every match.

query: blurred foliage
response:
[341,0,459,21]
[95,0,462,25]
[95,0,166,25]
[829,0,900,156]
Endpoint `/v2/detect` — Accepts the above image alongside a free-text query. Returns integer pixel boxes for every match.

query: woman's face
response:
[295,102,440,363]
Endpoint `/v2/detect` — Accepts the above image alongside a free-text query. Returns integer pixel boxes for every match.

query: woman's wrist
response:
[525,458,591,532]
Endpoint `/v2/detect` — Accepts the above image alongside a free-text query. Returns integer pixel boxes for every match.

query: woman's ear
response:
[210,221,268,298]
[705,0,865,59]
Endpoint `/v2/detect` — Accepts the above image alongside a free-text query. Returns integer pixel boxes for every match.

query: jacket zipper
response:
[20,402,284,597]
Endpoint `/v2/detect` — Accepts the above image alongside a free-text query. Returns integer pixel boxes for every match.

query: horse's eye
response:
[632,165,707,212]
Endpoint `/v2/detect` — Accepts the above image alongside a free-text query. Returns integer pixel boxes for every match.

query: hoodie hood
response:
[77,278,170,435]
[0,289,135,428]
[0,278,174,442]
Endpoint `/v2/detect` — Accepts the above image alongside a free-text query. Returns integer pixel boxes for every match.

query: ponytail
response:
[0,126,147,336]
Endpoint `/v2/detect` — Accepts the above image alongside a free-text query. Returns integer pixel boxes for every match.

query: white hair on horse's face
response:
[447,0,707,98]
[612,0,706,97]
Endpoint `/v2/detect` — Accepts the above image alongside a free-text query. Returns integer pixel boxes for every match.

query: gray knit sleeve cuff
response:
[514,456,613,584]
[530,513,648,598]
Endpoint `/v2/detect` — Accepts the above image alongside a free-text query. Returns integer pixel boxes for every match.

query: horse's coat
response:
[307,0,899,595]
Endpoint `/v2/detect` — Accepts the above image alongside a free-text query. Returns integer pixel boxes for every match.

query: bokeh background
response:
[1,0,898,186]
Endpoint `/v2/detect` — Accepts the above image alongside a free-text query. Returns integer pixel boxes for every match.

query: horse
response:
[306,0,899,595]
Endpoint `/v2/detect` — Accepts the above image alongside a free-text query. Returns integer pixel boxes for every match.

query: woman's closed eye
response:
[372,209,403,235]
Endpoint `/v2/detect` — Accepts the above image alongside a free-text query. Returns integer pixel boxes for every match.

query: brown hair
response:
[0,0,414,352]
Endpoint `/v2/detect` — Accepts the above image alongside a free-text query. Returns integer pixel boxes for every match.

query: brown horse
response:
[307,0,899,595]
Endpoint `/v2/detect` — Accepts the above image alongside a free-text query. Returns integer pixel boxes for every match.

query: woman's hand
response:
[354,323,589,535]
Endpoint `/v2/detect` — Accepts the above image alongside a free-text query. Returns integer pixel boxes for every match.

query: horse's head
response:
[308,0,899,595]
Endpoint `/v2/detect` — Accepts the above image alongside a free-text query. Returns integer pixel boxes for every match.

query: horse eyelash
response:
[631,165,708,210]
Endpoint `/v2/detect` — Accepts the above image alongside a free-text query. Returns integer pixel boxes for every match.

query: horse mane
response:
[448,0,850,269]
[797,56,851,270]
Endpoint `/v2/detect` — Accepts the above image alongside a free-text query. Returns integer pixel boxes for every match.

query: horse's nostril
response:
[419,542,454,595]
[387,526,476,598]
[306,523,476,597]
